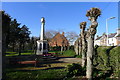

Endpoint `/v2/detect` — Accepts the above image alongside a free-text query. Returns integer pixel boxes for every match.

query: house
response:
[94,28,120,46]
[116,28,120,46]
[94,36,102,46]
[49,32,69,48]
[107,33,117,46]
[94,34,107,46]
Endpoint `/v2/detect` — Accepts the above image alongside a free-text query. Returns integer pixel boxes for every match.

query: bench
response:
[18,60,40,67]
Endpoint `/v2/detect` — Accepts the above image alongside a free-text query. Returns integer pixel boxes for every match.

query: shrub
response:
[66,63,86,77]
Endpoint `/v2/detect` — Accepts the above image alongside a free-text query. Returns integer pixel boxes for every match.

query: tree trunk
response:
[67,46,70,50]
[64,46,66,51]
[81,38,87,67]
[82,44,86,67]
[74,43,79,55]
[80,22,87,67]
[85,7,101,80]
[77,44,79,55]
[12,43,15,52]
[61,46,63,53]
[86,36,94,79]
[2,33,7,79]
[34,45,36,55]
[79,38,82,56]
[19,43,21,56]
[22,44,24,52]
[86,18,98,80]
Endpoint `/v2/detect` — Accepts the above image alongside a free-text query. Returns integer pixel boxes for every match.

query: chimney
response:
[117,28,120,35]
[96,35,99,38]
[62,32,64,35]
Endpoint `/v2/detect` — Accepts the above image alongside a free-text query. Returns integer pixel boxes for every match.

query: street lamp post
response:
[106,17,115,46]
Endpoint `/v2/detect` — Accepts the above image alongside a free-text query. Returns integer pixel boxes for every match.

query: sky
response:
[2,2,118,37]
[1,0,119,2]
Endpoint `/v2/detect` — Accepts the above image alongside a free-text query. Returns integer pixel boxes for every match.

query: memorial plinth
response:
[36,17,48,55]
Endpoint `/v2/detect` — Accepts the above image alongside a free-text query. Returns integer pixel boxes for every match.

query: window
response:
[112,43,114,46]
[39,43,42,51]
[118,37,120,41]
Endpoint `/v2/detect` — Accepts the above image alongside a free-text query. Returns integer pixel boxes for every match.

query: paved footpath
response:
[58,57,82,64]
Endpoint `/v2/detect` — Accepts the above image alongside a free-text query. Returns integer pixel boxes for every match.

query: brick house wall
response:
[49,32,69,47]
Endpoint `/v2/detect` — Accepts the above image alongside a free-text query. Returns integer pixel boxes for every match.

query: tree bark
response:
[80,22,87,67]
[2,34,6,79]
[81,37,87,67]
[86,18,98,79]
[86,35,94,79]
[19,43,21,56]
[67,46,70,50]
[79,38,82,56]
[61,46,63,53]
[12,43,15,52]
[86,7,101,79]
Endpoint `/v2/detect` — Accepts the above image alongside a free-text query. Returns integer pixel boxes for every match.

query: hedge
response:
[93,46,120,77]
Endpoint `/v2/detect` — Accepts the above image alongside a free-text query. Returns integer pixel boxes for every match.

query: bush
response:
[66,63,86,77]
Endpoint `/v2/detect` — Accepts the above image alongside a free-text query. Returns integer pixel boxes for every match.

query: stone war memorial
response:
[36,17,48,55]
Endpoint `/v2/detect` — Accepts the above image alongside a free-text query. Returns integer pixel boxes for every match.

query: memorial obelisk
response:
[36,17,48,55]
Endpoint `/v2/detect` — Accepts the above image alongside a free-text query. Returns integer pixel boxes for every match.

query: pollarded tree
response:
[86,8,101,79]
[79,35,82,56]
[80,22,87,67]
[74,37,80,55]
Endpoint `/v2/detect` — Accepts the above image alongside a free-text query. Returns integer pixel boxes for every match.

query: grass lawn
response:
[6,50,77,57]
[62,50,76,57]
[5,51,34,56]
[5,52,18,56]
[6,50,62,56]
[5,68,67,80]
[49,50,62,53]
[4,50,79,80]
[5,60,70,80]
